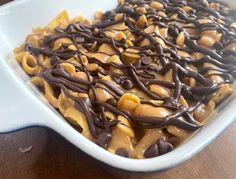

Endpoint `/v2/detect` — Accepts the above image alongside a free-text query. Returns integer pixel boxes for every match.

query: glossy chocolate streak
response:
[27,0,236,139]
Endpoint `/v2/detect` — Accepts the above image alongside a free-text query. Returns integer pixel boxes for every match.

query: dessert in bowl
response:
[1,0,236,172]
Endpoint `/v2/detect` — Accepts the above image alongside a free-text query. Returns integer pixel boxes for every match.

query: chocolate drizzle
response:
[26,0,236,148]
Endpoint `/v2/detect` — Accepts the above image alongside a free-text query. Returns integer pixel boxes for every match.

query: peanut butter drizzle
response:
[24,0,236,158]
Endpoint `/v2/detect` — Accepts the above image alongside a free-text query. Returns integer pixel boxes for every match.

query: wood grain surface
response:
[0,0,236,178]
[0,123,236,179]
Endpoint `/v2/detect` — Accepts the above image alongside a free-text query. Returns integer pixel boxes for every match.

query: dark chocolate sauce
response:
[26,0,236,150]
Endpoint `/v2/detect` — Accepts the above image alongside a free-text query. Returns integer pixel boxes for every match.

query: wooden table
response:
[1,123,236,179]
[1,0,236,178]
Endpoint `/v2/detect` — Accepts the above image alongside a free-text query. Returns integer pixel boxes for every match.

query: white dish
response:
[0,0,236,172]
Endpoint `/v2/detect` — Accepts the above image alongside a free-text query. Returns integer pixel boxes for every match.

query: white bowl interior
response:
[0,0,236,172]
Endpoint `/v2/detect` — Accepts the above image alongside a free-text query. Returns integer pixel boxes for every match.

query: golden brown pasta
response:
[15,0,236,159]
[31,76,59,108]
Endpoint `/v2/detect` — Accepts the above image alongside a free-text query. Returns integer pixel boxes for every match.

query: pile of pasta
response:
[14,0,236,158]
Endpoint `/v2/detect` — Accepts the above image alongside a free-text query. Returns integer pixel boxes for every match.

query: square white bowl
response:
[0,0,236,172]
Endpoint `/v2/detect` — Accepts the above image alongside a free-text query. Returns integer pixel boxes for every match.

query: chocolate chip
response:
[168,25,179,38]
[157,139,174,155]
[50,56,60,66]
[25,43,33,51]
[156,44,163,53]
[144,143,159,158]
[70,123,83,133]
[25,43,40,56]
[141,56,152,66]
[95,132,112,149]
[106,98,117,107]
[92,103,101,113]
[104,11,115,19]
[122,79,134,90]
[115,148,129,158]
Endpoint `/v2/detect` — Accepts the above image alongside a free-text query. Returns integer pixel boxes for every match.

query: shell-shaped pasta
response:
[149,84,170,98]
[107,55,122,64]
[15,52,28,63]
[71,14,92,25]
[178,50,190,58]
[74,72,89,81]
[105,22,128,31]
[124,30,135,41]
[194,103,215,123]
[198,30,222,48]
[114,13,124,21]
[38,55,51,68]
[116,115,135,138]
[190,78,196,87]
[31,76,60,108]
[122,48,141,62]
[48,10,69,30]
[137,15,147,28]
[133,104,171,118]
[179,96,189,107]
[71,14,86,23]
[80,55,88,66]
[106,55,123,74]
[203,63,224,83]
[192,52,205,60]
[155,37,166,48]
[167,126,189,139]
[164,69,173,82]
[21,53,41,75]
[53,38,73,50]
[98,43,117,56]
[107,127,135,157]
[63,105,93,140]
[89,88,112,103]
[176,32,185,47]
[211,84,233,106]
[65,57,78,64]
[14,45,25,54]
[60,63,76,75]
[87,63,99,72]
[58,90,75,114]
[159,28,168,38]
[26,34,41,48]
[118,93,140,113]
[86,52,110,63]
[104,30,117,39]
[104,111,116,121]
[94,10,104,22]
[105,113,136,157]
